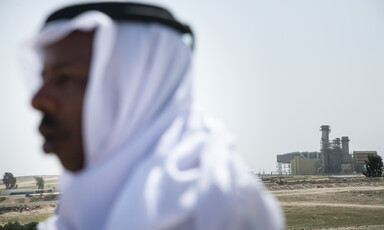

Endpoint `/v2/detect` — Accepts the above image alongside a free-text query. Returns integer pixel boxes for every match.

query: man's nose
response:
[31,84,57,113]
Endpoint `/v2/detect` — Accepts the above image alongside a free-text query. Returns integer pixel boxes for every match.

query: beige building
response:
[290,156,321,175]
[353,151,377,173]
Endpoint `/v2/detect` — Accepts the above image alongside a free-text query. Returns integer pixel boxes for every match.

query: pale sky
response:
[1,0,383,176]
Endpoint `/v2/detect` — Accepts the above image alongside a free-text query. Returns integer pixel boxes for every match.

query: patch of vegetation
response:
[0,213,52,226]
[0,197,6,202]
[283,206,384,229]
[363,154,383,178]
[34,177,44,190]
[2,173,17,190]
[43,194,58,201]
[28,194,58,203]
[0,221,37,230]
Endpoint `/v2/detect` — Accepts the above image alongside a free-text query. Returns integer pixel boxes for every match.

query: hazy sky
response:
[1,0,383,176]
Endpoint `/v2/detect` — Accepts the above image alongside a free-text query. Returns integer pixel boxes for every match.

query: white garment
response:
[25,11,284,230]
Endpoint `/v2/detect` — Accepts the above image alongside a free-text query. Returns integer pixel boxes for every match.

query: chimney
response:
[320,125,330,150]
[341,136,349,154]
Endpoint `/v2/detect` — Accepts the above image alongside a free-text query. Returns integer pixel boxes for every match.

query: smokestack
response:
[334,138,341,148]
[320,125,330,149]
[341,136,349,154]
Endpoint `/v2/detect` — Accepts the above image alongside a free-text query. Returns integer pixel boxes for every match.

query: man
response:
[26,2,283,230]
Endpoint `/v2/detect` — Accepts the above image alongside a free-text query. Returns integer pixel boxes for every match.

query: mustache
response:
[40,114,59,128]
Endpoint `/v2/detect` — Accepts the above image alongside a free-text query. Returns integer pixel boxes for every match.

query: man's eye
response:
[55,74,87,92]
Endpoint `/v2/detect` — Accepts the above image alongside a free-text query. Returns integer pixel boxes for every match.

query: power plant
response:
[276,125,378,175]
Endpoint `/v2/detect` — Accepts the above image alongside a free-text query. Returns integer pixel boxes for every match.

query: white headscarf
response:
[24,10,283,230]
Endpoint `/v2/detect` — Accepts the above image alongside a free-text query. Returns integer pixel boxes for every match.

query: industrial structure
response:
[353,151,378,173]
[276,125,378,175]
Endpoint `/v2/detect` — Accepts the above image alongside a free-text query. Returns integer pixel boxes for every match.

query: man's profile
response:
[24,2,283,230]
[32,30,94,172]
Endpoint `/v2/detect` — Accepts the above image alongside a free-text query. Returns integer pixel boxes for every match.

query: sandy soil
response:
[0,202,56,225]
[325,226,384,230]
[279,201,384,209]
[265,177,384,229]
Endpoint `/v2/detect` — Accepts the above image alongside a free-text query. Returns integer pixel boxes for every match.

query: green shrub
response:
[0,221,37,230]
[43,194,58,201]
[363,154,384,177]
[24,222,38,230]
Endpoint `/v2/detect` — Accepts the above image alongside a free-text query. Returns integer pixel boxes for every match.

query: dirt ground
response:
[0,202,56,225]
[265,176,384,229]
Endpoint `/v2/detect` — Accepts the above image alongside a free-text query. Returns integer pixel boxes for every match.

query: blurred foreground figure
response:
[24,2,283,230]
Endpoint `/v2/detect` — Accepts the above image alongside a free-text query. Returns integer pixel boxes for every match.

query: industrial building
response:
[276,125,378,175]
[276,152,319,174]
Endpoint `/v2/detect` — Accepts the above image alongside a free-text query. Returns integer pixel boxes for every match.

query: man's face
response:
[31,31,94,172]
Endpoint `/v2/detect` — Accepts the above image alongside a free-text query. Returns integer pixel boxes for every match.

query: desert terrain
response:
[265,175,384,229]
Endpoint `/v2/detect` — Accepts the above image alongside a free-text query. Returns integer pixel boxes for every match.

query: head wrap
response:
[23,6,283,230]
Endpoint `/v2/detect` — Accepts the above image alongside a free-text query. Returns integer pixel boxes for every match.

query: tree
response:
[3,172,17,190]
[35,176,45,190]
[363,154,383,177]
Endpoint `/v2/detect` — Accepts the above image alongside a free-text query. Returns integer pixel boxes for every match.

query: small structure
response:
[277,152,319,175]
[290,156,321,175]
[353,151,377,173]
